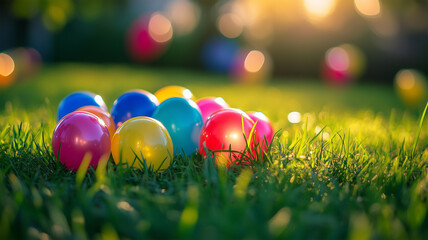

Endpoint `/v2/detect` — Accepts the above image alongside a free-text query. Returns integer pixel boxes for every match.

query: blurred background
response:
[1,0,428,96]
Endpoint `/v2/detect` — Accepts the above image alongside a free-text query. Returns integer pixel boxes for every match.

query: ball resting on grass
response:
[152,97,203,156]
[111,117,173,172]
[199,108,259,167]
[52,112,111,172]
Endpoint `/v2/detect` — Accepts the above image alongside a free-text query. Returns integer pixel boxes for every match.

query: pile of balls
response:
[52,86,274,172]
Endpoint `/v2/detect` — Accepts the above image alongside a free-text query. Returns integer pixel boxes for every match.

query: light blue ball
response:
[152,97,203,156]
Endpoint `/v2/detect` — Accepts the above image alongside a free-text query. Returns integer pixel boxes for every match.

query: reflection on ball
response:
[199,108,259,167]
[111,117,173,172]
[57,91,107,121]
[152,97,202,156]
[110,90,159,128]
[52,112,111,172]
[77,106,116,138]
[154,85,195,103]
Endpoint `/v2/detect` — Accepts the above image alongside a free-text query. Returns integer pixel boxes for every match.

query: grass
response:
[0,63,428,239]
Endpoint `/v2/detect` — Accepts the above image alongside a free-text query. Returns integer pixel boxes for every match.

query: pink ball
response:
[196,97,229,123]
[52,112,111,172]
[247,111,274,153]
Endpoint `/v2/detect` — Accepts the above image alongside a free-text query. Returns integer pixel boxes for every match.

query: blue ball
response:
[110,90,159,128]
[152,97,203,156]
[57,91,107,121]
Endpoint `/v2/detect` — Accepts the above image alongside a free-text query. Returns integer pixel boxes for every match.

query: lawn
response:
[0,64,427,239]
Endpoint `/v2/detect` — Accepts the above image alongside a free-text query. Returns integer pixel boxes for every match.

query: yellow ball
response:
[111,117,173,171]
[154,85,196,103]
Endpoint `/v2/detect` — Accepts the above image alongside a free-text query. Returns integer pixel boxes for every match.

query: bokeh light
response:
[323,44,365,86]
[217,13,244,39]
[165,0,200,36]
[326,47,349,72]
[288,112,301,124]
[304,0,336,20]
[354,0,381,17]
[244,50,265,73]
[127,13,173,63]
[394,69,427,108]
[6,48,42,81]
[0,53,16,88]
[232,49,272,84]
[148,13,173,43]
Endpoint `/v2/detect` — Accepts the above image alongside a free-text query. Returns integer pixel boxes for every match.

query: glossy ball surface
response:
[196,97,229,124]
[152,97,202,156]
[247,111,274,154]
[52,112,111,172]
[199,108,259,167]
[77,106,116,138]
[111,117,173,172]
[57,91,107,121]
[154,85,195,103]
[110,90,159,128]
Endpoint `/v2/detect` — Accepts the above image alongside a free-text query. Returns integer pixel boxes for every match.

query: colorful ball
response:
[57,91,107,121]
[154,85,196,103]
[111,117,173,172]
[196,97,229,124]
[52,112,111,172]
[77,106,116,138]
[110,90,159,128]
[247,111,274,154]
[199,108,259,167]
[152,97,203,156]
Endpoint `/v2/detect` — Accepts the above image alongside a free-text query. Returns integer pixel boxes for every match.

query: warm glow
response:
[304,0,336,19]
[288,112,301,124]
[0,53,15,77]
[166,0,200,35]
[354,0,381,17]
[396,70,416,90]
[326,47,350,72]
[148,13,173,43]
[217,13,244,39]
[244,50,265,73]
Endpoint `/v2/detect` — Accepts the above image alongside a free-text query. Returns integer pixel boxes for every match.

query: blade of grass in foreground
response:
[412,101,428,158]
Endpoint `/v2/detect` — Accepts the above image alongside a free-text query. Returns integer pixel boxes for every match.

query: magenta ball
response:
[247,111,274,151]
[52,112,111,172]
[196,97,229,123]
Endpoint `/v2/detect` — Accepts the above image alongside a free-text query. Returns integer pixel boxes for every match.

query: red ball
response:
[247,111,274,155]
[199,108,259,167]
[52,112,111,172]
